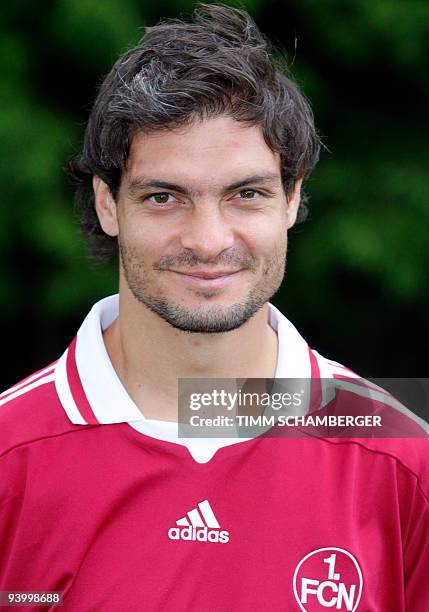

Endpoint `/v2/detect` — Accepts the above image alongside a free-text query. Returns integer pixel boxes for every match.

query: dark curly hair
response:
[68,3,321,261]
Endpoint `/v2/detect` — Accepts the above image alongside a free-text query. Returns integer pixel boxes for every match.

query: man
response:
[1,4,428,610]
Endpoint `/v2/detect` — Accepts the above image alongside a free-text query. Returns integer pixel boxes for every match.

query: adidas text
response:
[168,526,230,543]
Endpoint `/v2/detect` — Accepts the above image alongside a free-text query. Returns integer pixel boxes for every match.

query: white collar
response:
[54,294,317,461]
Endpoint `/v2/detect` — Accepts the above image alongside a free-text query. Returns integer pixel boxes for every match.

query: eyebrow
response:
[127,173,282,198]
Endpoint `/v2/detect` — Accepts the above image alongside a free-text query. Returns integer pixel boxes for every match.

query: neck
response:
[103,287,278,421]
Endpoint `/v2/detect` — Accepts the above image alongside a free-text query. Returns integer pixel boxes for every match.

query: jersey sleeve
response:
[403,482,429,610]
[0,452,21,586]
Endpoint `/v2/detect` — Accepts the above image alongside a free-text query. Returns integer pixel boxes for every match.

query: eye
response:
[147,193,175,205]
[237,189,261,200]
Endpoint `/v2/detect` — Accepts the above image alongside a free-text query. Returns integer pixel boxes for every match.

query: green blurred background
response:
[1,0,428,388]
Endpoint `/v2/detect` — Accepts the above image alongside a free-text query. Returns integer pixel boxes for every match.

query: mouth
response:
[167,269,244,288]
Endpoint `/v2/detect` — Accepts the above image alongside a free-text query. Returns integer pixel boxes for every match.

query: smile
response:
[167,269,244,288]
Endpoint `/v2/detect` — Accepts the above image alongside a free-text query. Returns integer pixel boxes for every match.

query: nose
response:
[180,203,235,262]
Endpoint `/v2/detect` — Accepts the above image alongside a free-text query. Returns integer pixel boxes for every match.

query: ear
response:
[93,176,119,237]
[286,177,304,229]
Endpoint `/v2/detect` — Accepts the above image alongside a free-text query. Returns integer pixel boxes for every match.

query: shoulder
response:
[309,348,429,500]
[0,361,86,458]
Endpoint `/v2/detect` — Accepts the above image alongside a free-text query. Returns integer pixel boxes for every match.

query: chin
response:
[142,296,268,334]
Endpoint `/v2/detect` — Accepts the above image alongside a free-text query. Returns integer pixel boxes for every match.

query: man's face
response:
[95,116,301,333]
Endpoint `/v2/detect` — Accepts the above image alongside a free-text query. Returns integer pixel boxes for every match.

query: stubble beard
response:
[118,239,287,334]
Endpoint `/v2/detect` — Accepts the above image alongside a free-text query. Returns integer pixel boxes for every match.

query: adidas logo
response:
[168,499,230,544]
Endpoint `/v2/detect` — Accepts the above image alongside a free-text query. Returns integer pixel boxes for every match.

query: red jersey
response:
[1,295,428,611]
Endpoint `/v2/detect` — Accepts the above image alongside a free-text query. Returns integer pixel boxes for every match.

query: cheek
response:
[119,220,166,261]
[243,216,287,253]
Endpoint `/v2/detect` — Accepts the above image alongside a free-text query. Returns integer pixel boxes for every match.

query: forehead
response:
[125,116,281,187]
